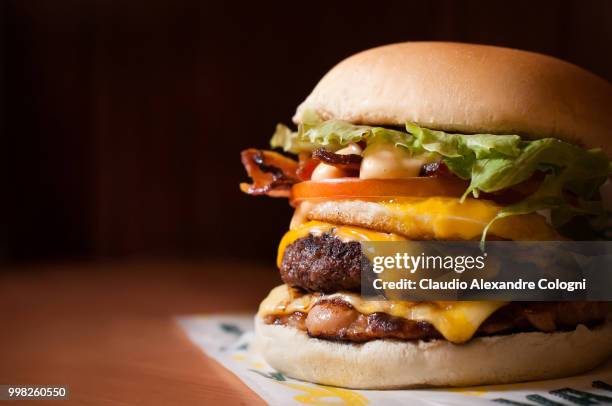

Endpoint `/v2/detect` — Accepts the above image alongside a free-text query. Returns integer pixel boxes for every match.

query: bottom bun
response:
[254,316,612,389]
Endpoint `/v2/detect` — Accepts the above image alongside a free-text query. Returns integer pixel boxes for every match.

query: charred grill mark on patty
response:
[279,234,363,292]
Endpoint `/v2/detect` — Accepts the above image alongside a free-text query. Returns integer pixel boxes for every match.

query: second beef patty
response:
[280,233,362,292]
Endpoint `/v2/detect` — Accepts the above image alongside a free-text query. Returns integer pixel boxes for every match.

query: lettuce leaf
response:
[480,145,609,243]
[269,123,318,154]
[405,125,609,198]
[269,110,325,153]
[270,115,413,154]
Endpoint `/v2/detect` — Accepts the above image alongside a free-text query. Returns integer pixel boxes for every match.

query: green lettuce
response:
[269,123,318,154]
[270,114,412,154]
[269,114,611,240]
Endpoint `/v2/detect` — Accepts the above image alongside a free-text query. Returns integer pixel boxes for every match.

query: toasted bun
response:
[294,42,612,155]
[255,316,612,389]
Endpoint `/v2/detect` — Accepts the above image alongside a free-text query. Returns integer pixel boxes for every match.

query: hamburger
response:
[239,42,612,388]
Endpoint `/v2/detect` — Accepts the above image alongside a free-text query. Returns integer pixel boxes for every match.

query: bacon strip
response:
[312,148,362,171]
[240,149,299,197]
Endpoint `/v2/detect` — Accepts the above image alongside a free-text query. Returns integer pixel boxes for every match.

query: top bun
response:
[294,42,612,154]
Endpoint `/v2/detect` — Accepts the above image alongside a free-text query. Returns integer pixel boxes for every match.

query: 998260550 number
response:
[1,385,69,400]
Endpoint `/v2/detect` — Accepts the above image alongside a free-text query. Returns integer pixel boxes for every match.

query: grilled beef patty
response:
[263,301,608,342]
[280,234,362,292]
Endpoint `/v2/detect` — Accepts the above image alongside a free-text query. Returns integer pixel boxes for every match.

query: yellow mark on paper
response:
[281,382,368,406]
[231,354,246,361]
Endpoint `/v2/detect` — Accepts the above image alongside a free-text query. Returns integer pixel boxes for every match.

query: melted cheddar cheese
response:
[380,197,558,241]
[259,285,506,343]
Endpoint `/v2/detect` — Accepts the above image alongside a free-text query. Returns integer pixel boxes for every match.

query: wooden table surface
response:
[0,260,280,405]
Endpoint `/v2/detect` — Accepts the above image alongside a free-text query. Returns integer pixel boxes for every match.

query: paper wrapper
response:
[178,314,612,405]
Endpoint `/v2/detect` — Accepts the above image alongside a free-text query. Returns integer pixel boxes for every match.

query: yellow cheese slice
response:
[380,197,558,241]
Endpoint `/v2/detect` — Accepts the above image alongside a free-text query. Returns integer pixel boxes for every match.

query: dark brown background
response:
[4,0,612,265]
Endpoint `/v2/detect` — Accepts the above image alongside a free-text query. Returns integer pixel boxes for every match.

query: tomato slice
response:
[291,177,469,203]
